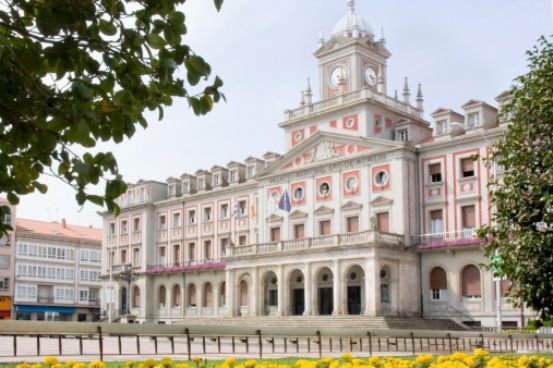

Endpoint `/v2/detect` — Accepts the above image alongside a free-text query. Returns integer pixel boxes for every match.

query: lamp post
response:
[119,263,137,316]
[450,122,502,331]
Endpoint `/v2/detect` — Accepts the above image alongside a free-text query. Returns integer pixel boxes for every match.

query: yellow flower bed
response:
[13,351,553,368]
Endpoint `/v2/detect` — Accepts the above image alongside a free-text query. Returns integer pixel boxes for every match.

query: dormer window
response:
[436,120,448,135]
[182,181,189,194]
[229,170,237,183]
[139,187,145,202]
[247,166,255,178]
[168,184,176,196]
[126,190,133,205]
[213,175,220,186]
[397,129,409,142]
[198,178,205,190]
[467,112,480,128]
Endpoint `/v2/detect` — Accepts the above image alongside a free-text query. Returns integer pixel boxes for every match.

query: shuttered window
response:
[429,163,442,183]
[294,224,305,239]
[461,265,481,298]
[377,212,390,232]
[270,227,281,242]
[319,220,331,235]
[461,158,475,177]
[461,205,476,229]
[347,216,359,233]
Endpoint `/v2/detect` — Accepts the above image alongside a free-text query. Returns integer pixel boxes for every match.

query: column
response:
[277,265,285,316]
[303,263,313,315]
[225,269,235,317]
[251,267,259,316]
[332,260,342,315]
[364,258,380,316]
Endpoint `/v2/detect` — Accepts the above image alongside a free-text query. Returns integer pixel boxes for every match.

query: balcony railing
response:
[145,259,225,275]
[225,230,403,258]
[414,229,483,249]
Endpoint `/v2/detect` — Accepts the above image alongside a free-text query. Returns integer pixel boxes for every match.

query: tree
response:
[479,36,553,320]
[0,0,225,233]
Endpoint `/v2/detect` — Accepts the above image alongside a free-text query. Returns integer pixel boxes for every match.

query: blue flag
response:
[278,189,291,212]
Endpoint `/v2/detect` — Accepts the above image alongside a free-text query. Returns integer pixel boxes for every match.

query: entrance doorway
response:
[120,287,127,315]
[318,287,333,315]
[316,267,334,315]
[346,265,365,315]
[289,269,305,315]
[347,286,361,314]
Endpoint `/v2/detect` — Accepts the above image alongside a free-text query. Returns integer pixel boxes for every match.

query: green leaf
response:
[99,19,117,36]
[147,33,166,49]
[213,0,224,12]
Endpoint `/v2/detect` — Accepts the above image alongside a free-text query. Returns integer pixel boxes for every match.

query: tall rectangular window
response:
[133,248,140,266]
[376,212,390,232]
[188,210,196,225]
[133,218,140,232]
[238,235,247,246]
[436,120,448,135]
[203,207,212,222]
[461,205,476,230]
[429,163,442,183]
[430,210,444,234]
[172,212,181,228]
[319,220,331,236]
[173,244,181,265]
[238,200,247,217]
[204,240,213,261]
[346,216,359,233]
[188,242,196,262]
[220,204,229,219]
[467,112,480,128]
[461,158,475,178]
[270,227,281,242]
[120,220,128,234]
[120,249,127,264]
[159,246,166,265]
[293,224,305,239]
[158,215,167,230]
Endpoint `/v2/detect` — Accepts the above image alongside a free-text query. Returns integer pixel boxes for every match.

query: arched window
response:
[188,284,197,307]
[132,286,141,308]
[239,280,248,307]
[461,265,481,299]
[380,267,390,304]
[204,283,213,307]
[219,282,226,307]
[173,285,181,307]
[159,285,166,307]
[429,267,447,301]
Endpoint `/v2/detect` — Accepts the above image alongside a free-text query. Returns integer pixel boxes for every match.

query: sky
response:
[15,0,553,228]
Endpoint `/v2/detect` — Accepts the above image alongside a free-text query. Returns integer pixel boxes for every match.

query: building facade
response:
[14,219,102,321]
[0,198,16,320]
[100,1,534,328]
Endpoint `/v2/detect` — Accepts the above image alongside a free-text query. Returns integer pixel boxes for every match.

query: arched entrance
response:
[263,271,278,315]
[120,286,127,315]
[346,265,364,315]
[289,269,304,315]
[316,267,333,315]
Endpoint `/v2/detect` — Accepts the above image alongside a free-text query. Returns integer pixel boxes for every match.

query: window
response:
[238,235,247,246]
[293,224,305,239]
[198,178,205,190]
[239,280,248,307]
[188,243,196,262]
[461,205,476,230]
[158,215,167,230]
[120,220,128,234]
[270,227,281,242]
[213,175,220,186]
[220,204,229,219]
[203,207,212,222]
[3,214,12,225]
[133,286,141,308]
[126,190,132,205]
[204,240,212,260]
[346,176,358,193]
[133,217,140,232]
[133,248,140,266]
[293,187,304,202]
[376,212,390,232]
[374,171,388,186]
[173,285,181,307]
[220,238,229,255]
[139,187,145,202]
[0,255,9,269]
[188,210,196,225]
[172,212,181,228]
[461,158,475,178]
[319,220,331,236]
[229,171,237,183]
[79,289,89,303]
[397,129,409,142]
[318,182,330,197]
[159,246,166,265]
[461,265,481,299]
[203,283,213,307]
[268,288,278,306]
[429,163,442,183]
[430,210,444,234]
[158,285,166,307]
[430,267,448,301]
[182,181,189,194]
[168,184,176,196]
[109,223,115,236]
[467,112,480,128]
[247,166,255,178]
[346,216,359,233]
[436,120,448,135]
[173,244,181,265]
[120,249,127,264]
[188,284,197,307]
[0,277,9,290]
[238,200,247,217]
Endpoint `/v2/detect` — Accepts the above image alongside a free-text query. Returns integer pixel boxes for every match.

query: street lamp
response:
[119,263,137,316]
[450,122,502,331]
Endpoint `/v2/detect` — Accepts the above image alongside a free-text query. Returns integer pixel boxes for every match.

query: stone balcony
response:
[224,230,404,258]
[282,87,423,124]
[413,229,483,250]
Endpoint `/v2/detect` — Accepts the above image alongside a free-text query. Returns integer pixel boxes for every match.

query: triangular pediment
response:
[290,210,308,219]
[314,205,334,216]
[371,196,393,207]
[266,213,284,223]
[341,201,363,211]
[257,131,404,178]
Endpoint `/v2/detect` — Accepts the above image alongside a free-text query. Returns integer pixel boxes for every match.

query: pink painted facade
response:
[0,198,16,319]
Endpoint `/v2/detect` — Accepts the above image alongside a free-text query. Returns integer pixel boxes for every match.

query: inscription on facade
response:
[269,154,387,184]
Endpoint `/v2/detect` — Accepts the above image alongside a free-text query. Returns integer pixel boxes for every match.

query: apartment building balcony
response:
[282,87,423,124]
[224,230,404,258]
[145,259,225,275]
[414,229,483,250]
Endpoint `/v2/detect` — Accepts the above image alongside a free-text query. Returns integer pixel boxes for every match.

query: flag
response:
[249,203,256,219]
[278,189,291,212]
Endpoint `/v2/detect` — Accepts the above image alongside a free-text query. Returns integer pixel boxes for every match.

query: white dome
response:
[332,0,374,38]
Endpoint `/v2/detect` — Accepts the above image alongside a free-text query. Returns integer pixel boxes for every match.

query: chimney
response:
[62,218,66,228]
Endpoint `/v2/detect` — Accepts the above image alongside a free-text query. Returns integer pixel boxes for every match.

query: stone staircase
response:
[173,316,465,331]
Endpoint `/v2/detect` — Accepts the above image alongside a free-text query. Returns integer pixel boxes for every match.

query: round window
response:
[374,171,388,186]
[350,272,357,280]
[375,118,382,127]
[322,273,329,282]
[345,118,355,129]
[319,182,330,196]
[293,187,304,201]
[294,132,302,142]
[346,176,358,192]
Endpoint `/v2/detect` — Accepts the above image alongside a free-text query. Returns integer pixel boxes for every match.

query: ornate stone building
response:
[100,1,534,328]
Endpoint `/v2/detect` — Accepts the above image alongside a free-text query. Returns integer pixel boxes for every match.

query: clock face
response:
[330,66,346,87]
[365,67,377,87]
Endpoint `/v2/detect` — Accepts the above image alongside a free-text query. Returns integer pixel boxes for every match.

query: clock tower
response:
[315,0,391,100]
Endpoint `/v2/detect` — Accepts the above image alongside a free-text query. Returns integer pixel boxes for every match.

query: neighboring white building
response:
[14,218,102,321]
[0,198,16,320]
[100,1,534,328]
